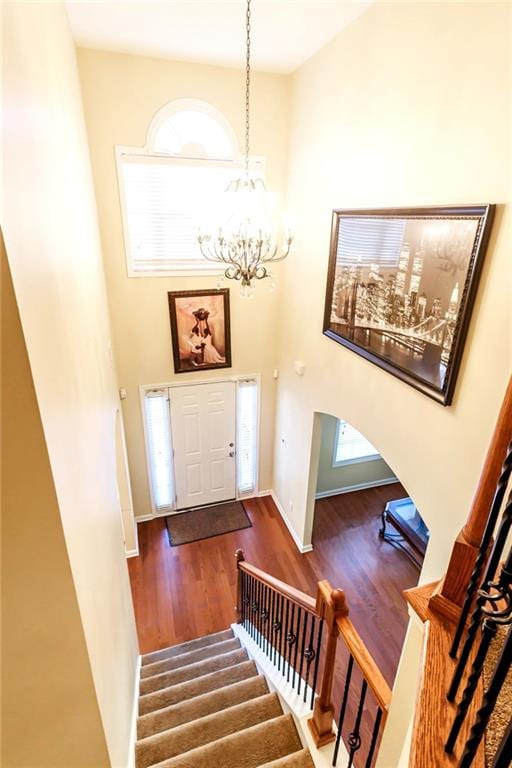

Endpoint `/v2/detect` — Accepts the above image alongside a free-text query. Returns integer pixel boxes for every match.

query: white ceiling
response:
[65,1,372,74]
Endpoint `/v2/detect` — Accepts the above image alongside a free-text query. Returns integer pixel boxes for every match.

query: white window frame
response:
[332,419,380,468]
[115,98,266,278]
[139,374,261,517]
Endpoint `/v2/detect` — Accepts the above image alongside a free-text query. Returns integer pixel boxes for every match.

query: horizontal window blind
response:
[334,420,379,465]
[337,217,406,268]
[143,389,175,513]
[119,155,245,273]
[237,379,258,495]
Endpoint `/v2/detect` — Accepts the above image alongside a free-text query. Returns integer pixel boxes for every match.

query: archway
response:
[304,411,428,686]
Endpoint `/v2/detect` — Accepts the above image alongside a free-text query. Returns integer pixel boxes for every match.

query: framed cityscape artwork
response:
[323,205,495,405]
[168,289,232,373]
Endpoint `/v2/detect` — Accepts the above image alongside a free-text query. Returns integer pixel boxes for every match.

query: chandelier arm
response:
[198,243,221,262]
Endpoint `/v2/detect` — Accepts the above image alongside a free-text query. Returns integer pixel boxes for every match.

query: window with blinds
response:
[143,389,175,513]
[118,155,245,274]
[236,379,258,495]
[333,419,379,466]
[337,217,406,268]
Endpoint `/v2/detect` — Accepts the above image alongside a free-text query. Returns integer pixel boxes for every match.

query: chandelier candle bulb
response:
[196,0,292,296]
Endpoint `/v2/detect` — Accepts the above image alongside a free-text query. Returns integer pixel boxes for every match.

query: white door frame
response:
[139,373,261,518]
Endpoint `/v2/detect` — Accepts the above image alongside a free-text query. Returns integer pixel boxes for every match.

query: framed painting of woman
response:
[167,289,232,373]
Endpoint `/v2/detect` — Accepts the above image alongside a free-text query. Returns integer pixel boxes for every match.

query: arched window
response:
[116,99,263,275]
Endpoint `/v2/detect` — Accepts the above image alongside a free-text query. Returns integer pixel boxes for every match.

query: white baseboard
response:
[315,476,398,500]
[257,489,273,497]
[135,511,170,523]
[127,653,141,768]
[126,547,139,558]
[270,491,313,554]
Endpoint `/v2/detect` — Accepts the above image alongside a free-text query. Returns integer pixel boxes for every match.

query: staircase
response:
[135,628,315,768]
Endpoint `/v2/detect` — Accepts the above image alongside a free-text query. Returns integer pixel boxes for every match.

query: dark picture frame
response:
[323,205,495,405]
[168,289,232,374]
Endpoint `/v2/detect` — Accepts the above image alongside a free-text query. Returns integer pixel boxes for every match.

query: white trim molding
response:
[315,476,399,500]
[270,491,313,554]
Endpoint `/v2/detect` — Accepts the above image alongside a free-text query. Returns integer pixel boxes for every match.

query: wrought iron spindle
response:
[287,603,296,683]
[364,707,383,768]
[448,492,512,701]
[304,616,316,703]
[242,571,247,626]
[333,654,354,766]
[459,624,512,767]
[250,575,257,640]
[310,617,324,708]
[274,594,282,670]
[297,611,309,696]
[451,442,512,659]
[282,599,290,679]
[347,680,368,768]
[270,588,276,665]
[446,546,512,754]
[256,580,263,646]
[262,584,270,656]
[292,607,302,690]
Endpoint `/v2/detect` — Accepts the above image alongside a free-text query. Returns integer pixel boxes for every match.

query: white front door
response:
[170,381,236,511]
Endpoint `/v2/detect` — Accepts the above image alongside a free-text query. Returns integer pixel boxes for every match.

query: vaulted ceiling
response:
[66,0,372,74]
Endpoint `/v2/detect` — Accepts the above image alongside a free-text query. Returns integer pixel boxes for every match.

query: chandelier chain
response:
[245,0,251,177]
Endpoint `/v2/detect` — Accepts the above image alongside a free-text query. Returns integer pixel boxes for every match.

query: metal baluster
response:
[448,492,512,700]
[347,680,368,768]
[310,617,324,709]
[459,624,512,768]
[304,616,316,703]
[250,576,256,640]
[446,549,512,753]
[274,594,282,670]
[292,607,302,690]
[262,584,270,657]
[297,612,309,697]
[333,654,354,766]
[270,588,276,664]
[451,443,512,659]
[287,603,296,683]
[241,571,246,627]
[256,580,262,646]
[282,599,290,678]
[364,708,383,768]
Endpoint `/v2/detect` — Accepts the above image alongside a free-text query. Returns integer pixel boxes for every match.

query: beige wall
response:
[2,4,139,766]
[316,413,395,495]
[275,0,511,584]
[1,240,110,768]
[77,48,290,517]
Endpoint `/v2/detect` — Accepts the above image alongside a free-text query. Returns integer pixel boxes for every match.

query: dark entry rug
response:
[166,500,252,546]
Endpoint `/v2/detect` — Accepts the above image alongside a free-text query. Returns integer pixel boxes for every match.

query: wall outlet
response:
[289,500,293,514]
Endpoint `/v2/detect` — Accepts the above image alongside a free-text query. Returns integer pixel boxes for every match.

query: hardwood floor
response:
[128,484,419,686]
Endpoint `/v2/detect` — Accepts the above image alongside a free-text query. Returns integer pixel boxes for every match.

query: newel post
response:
[235,549,245,623]
[308,580,348,747]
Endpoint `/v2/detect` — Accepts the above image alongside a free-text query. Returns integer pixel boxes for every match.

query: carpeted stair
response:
[136,628,315,768]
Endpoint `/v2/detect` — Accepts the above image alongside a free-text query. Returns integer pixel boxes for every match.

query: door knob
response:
[229,451,235,458]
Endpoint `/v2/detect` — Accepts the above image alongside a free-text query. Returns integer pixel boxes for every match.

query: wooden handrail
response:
[336,614,392,712]
[235,555,391,755]
[429,376,512,621]
[237,558,318,614]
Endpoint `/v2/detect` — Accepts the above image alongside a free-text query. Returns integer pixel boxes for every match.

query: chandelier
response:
[197,0,292,298]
